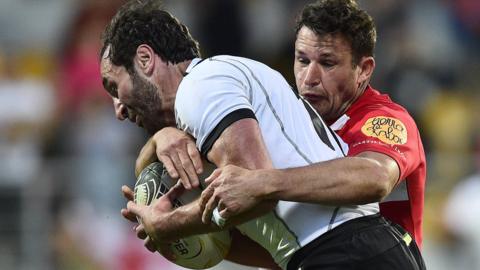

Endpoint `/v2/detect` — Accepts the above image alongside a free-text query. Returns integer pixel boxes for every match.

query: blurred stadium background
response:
[0,0,479,269]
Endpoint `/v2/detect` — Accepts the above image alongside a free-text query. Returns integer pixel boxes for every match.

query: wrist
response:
[258,169,282,200]
[175,202,219,235]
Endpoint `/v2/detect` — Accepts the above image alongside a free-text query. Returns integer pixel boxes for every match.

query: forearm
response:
[165,197,276,239]
[262,155,395,205]
[162,200,219,239]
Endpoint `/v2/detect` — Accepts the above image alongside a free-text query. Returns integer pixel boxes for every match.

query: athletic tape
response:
[211,207,227,228]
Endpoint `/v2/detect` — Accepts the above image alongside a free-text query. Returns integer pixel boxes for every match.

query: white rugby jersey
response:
[175,56,379,269]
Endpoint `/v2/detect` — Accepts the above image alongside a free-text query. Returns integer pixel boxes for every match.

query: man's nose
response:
[304,64,321,87]
[113,98,128,120]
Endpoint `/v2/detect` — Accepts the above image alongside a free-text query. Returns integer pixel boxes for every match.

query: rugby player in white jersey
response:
[101,1,422,269]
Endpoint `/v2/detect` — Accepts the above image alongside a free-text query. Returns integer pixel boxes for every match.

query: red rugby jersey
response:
[330,86,426,248]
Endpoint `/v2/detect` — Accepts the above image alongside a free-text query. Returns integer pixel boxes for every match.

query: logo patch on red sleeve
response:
[361,116,407,145]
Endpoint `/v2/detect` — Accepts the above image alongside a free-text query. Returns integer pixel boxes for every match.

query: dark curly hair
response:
[101,0,200,73]
[295,0,376,65]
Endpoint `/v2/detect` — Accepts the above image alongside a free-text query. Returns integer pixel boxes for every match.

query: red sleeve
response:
[341,108,421,181]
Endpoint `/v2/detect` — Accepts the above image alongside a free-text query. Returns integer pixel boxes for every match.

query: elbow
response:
[366,160,393,202]
[373,184,391,202]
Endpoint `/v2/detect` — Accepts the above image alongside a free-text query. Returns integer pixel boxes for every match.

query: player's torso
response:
[333,87,426,247]
[176,56,379,268]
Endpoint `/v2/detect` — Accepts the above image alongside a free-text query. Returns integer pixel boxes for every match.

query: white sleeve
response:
[175,61,257,156]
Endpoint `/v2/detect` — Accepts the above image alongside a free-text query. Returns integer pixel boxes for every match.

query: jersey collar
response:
[330,114,351,131]
[184,58,203,76]
[329,85,374,131]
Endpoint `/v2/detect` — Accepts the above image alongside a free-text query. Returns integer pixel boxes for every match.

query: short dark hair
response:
[295,0,376,65]
[101,0,200,73]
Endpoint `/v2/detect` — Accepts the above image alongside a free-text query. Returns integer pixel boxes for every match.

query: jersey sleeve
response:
[175,61,257,156]
[345,108,422,181]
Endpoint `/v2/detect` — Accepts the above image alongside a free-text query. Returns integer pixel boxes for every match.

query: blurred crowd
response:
[0,0,479,270]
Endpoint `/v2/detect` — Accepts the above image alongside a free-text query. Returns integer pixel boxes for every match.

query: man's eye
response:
[297,57,310,65]
[321,61,334,68]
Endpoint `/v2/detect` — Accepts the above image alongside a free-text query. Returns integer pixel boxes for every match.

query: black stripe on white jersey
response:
[211,57,316,164]
[201,108,257,157]
[300,98,344,153]
[299,96,347,230]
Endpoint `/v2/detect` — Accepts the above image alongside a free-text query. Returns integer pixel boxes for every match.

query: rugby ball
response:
[134,162,231,269]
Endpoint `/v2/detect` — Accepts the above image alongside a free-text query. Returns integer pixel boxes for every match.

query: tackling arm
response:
[261,151,400,205]
[198,150,400,223]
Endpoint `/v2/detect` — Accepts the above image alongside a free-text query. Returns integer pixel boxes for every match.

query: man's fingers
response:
[165,181,186,202]
[121,186,138,223]
[127,201,143,217]
[202,194,219,224]
[135,223,148,240]
[178,149,200,188]
[204,169,221,185]
[144,236,157,253]
[219,207,230,220]
[157,243,176,261]
[187,142,203,174]
[159,155,179,179]
[200,186,214,211]
[122,185,134,201]
[169,153,192,190]
[121,208,138,223]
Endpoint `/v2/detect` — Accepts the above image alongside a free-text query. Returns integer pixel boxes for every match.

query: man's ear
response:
[135,44,155,76]
[357,56,375,86]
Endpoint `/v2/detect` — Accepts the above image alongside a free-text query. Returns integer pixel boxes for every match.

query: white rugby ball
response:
[134,161,231,269]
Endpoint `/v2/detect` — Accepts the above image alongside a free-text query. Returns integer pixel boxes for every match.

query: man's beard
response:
[130,71,169,134]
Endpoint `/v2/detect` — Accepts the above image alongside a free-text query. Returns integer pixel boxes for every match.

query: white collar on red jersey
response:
[330,114,350,131]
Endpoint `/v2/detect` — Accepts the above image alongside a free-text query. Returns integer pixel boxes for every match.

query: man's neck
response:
[328,84,368,125]
[177,59,193,76]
